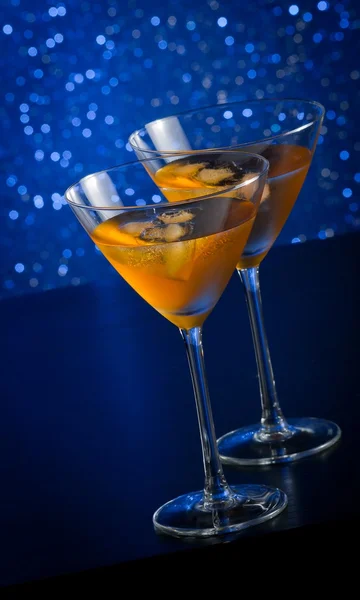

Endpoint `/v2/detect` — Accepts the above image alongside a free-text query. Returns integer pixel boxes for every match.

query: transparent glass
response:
[65,152,287,537]
[129,99,341,465]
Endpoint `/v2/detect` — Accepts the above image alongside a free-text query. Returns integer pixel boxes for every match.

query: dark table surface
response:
[1,232,360,589]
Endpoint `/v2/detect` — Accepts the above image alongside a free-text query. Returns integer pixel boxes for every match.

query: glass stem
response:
[180,327,233,509]
[239,267,294,441]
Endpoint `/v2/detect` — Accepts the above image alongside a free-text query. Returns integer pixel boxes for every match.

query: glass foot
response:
[218,417,342,466]
[153,484,287,538]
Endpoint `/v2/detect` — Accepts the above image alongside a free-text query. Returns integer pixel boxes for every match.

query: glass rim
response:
[129,97,325,152]
[64,150,269,212]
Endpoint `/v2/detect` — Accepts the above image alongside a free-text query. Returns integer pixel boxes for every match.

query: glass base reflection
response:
[218,417,341,466]
[153,484,287,538]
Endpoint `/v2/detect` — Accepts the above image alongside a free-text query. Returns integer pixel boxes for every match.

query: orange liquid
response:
[91,198,255,329]
[238,144,311,268]
[154,145,311,269]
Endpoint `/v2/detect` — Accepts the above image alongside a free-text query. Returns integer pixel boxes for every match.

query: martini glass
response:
[65,152,287,538]
[129,99,341,465]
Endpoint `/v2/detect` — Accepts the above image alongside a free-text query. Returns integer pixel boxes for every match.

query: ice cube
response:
[163,239,196,280]
[238,173,270,203]
[260,183,270,203]
[140,226,166,242]
[196,166,236,186]
[172,162,206,178]
[164,224,189,242]
[140,223,191,243]
[119,220,154,237]
[158,209,194,224]
[241,173,270,203]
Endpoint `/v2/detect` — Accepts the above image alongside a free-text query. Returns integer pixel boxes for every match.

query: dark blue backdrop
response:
[1,0,359,298]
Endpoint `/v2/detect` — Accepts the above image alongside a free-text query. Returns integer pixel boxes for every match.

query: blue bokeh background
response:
[1,0,359,298]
